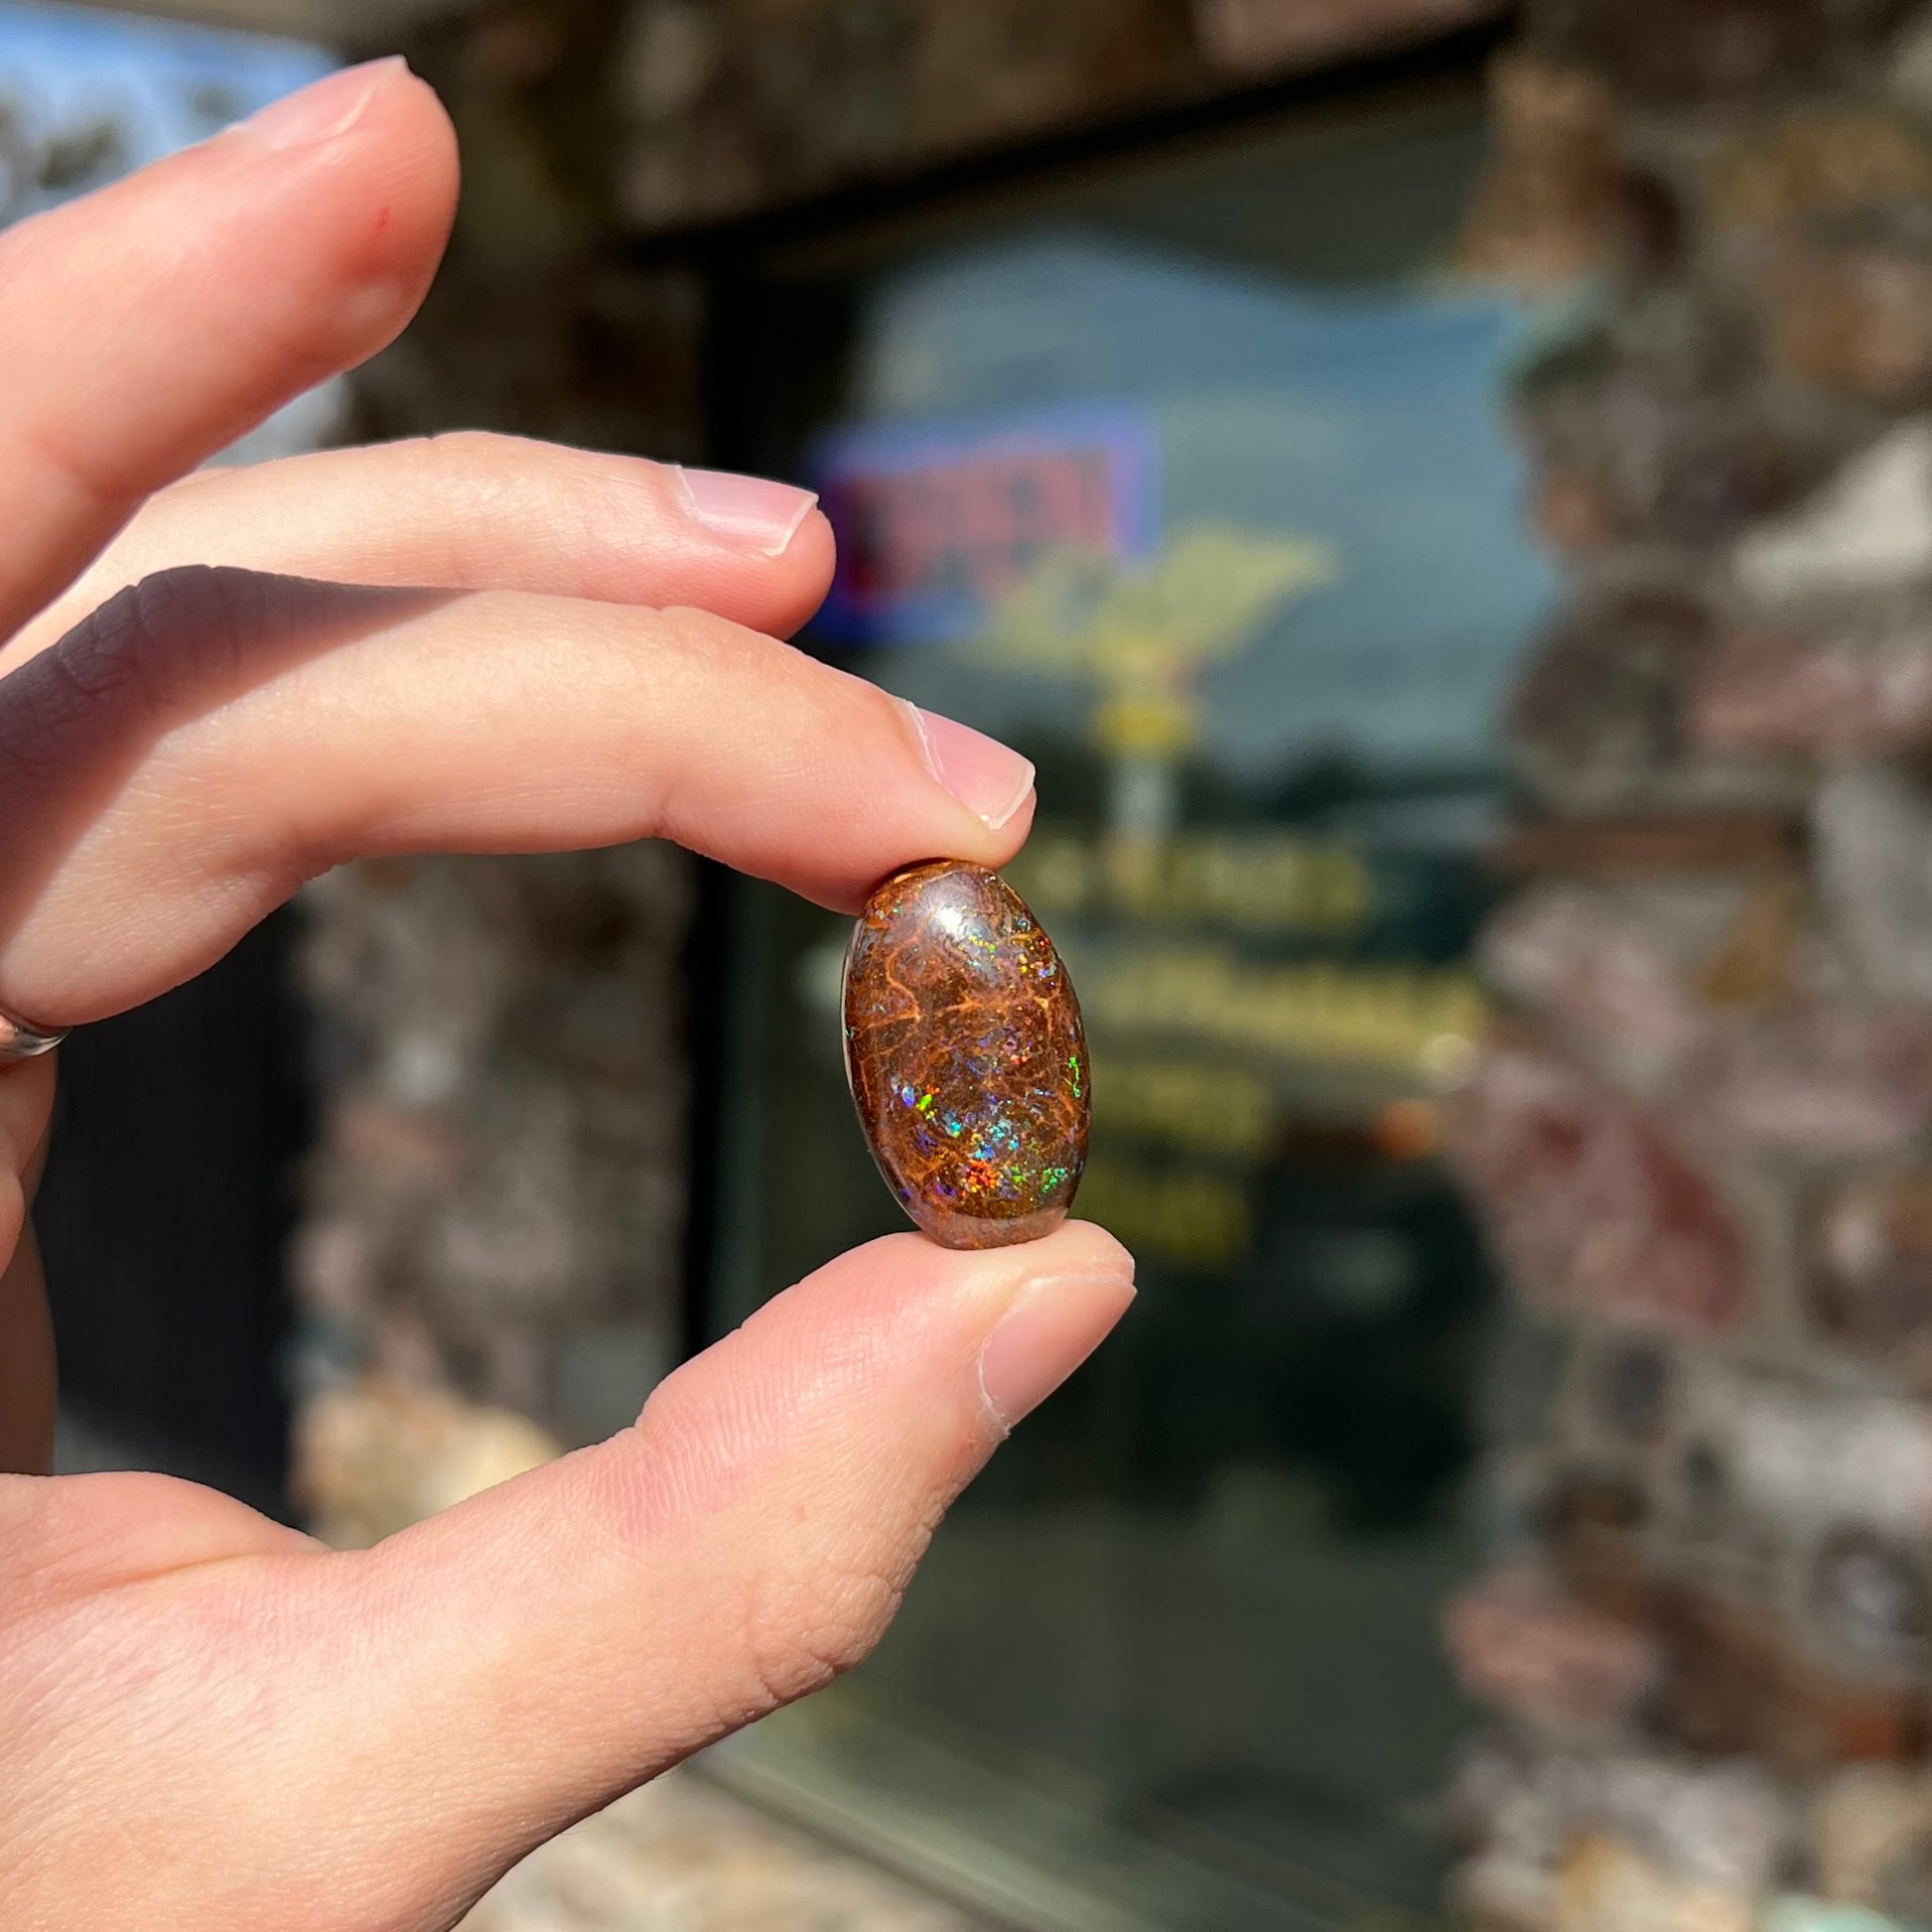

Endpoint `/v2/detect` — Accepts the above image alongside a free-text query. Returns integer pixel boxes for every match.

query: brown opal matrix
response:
[843,860,1089,1249]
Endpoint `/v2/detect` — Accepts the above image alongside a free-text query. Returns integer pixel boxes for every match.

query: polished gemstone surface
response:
[844,860,1089,1249]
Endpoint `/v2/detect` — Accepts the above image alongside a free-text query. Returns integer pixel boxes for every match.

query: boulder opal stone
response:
[843,860,1089,1249]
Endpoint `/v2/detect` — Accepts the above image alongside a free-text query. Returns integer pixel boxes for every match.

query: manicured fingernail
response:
[677,468,819,558]
[238,58,408,151]
[979,1267,1136,1432]
[902,703,1035,831]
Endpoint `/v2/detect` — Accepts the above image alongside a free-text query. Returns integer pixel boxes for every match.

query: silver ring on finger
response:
[0,1007,67,1063]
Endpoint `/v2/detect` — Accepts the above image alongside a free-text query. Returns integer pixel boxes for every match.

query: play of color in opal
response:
[844,861,1089,1249]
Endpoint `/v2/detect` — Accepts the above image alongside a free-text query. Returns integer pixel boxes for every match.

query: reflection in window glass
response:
[703,81,1558,1930]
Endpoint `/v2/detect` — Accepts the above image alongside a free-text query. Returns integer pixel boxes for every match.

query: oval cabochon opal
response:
[843,861,1089,1250]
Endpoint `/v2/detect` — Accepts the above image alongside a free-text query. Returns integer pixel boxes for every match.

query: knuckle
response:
[0,567,234,773]
[66,566,260,706]
[654,603,821,703]
[417,428,512,474]
[735,1554,907,1714]
[652,606,774,710]
[655,601,748,659]
[130,562,260,654]
[413,432,665,574]
[44,577,164,704]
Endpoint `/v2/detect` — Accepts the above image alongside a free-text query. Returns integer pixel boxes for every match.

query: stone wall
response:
[1440,4,1932,1927]
[350,0,1508,445]
[376,0,1505,241]
[290,845,695,1541]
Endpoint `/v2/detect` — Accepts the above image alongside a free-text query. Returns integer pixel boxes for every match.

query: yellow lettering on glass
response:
[1010,824,1374,939]
[1092,1058,1275,1161]
[1075,944,1485,1079]
[1075,1156,1254,1270]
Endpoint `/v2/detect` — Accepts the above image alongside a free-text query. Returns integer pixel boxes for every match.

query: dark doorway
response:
[34,910,308,1517]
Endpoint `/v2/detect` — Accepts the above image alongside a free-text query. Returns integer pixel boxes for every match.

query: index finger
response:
[0,571,1037,1024]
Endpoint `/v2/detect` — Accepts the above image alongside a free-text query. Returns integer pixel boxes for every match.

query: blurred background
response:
[29,0,1932,1926]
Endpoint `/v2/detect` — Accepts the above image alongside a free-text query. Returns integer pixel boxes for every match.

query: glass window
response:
[700,69,1556,1931]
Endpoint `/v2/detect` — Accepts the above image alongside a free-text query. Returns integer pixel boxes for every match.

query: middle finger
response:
[4,436,834,677]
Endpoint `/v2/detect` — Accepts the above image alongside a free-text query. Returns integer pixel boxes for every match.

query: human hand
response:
[0,61,1135,1930]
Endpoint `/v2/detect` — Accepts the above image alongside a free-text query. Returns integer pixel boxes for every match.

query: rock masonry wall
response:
[512,0,1502,234]
[290,846,694,1545]
[1442,5,1932,1928]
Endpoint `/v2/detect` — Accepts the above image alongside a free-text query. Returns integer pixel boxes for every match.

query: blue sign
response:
[811,399,1162,645]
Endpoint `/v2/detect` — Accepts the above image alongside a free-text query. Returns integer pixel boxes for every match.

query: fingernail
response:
[902,703,1035,831]
[238,57,408,152]
[979,1268,1136,1432]
[677,468,819,558]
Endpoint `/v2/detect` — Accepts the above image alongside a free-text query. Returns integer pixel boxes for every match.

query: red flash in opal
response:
[843,860,1089,1250]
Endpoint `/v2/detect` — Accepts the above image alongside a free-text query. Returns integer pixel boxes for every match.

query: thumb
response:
[325,1220,1135,1910]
